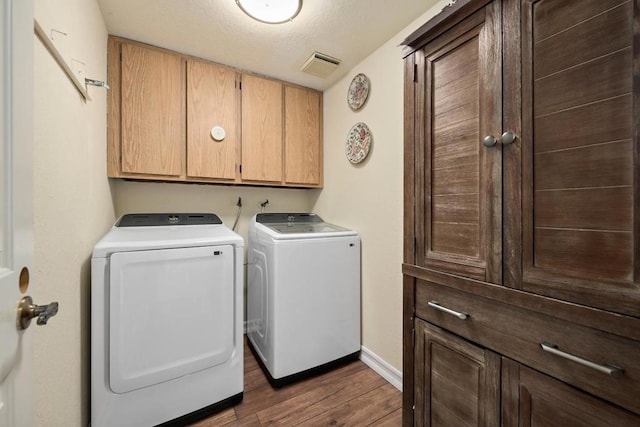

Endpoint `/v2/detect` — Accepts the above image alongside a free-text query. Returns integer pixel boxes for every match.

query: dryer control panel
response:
[117,213,222,227]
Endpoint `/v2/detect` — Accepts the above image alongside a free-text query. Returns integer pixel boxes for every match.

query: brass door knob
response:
[16,296,59,330]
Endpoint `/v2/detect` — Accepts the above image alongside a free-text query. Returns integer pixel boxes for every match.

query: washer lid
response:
[265,222,350,234]
[253,213,357,239]
[256,213,323,224]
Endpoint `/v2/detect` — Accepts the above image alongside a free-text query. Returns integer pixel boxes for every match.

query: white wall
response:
[113,181,318,243]
[314,0,449,371]
[32,0,114,425]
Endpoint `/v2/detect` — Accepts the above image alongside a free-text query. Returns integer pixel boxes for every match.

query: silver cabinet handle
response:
[501,131,516,145]
[482,135,497,147]
[540,342,624,378]
[428,301,469,320]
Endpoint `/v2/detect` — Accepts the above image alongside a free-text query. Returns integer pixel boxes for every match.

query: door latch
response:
[16,296,59,330]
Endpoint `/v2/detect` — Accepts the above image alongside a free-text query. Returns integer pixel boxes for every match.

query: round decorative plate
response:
[346,122,373,164]
[347,73,370,111]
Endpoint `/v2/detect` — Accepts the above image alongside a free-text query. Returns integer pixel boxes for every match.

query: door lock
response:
[16,296,59,330]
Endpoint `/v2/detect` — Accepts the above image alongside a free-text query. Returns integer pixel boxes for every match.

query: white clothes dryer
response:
[247,213,361,387]
[91,213,243,427]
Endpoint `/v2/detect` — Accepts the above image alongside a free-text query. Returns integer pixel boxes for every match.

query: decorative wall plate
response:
[346,122,372,164]
[347,73,370,111]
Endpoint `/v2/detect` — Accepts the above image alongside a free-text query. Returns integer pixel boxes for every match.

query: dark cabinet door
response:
[414,0,503,284]
[414,320,500,427]
[519,0,640,317]
[502,359,640,426]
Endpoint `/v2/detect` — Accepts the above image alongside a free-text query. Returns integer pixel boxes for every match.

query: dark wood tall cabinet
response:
[403,0,640,425]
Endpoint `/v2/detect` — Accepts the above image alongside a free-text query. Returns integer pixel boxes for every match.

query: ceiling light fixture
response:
[236,0,302,24]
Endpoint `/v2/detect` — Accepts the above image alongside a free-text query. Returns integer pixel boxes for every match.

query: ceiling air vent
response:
[301,52,341,78]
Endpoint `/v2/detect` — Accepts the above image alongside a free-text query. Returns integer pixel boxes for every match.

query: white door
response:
[0,0,36,426]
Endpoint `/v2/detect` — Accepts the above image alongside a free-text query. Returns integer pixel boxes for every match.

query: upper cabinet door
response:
[284,86,322,186]
[415,2,502,283]
[241,74,283,183]
[120,43,184,177]
[520,0,640,317]
[186,60,239,181]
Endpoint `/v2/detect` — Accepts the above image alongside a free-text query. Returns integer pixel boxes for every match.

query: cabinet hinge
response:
[413,235,417,259]
[413,63,418,82]
[239,81,242,90]
[412,327,415,348]
[239,164,242,174]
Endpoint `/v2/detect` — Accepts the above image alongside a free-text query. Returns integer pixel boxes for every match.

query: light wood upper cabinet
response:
[107,36,323,188]
[284,85,322,186]
[241,74,283,183]
[186,60,239,181]
[119,42,184,177]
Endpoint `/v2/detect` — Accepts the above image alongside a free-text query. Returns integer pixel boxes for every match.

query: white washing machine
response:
[91,213,244,427]
[247,213,361,386]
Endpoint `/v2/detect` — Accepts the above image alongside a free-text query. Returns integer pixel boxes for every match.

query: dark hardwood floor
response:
[190,338,402,426]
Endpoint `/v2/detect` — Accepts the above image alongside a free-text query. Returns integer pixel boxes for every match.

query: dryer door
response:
[108,245,235,394]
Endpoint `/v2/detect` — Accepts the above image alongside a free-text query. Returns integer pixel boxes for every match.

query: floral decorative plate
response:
[347,73,370,111]
[346,122,373,164]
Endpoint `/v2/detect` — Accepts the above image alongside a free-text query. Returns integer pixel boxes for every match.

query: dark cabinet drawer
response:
[415,280,640,415]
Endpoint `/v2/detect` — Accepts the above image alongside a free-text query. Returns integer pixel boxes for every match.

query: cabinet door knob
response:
[482,135,498,147]
[501,131,516,145]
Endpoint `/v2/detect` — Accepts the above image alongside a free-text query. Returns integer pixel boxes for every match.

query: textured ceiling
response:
[97,0,439,90]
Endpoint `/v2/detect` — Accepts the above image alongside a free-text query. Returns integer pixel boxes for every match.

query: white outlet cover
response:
[211,126,226,141]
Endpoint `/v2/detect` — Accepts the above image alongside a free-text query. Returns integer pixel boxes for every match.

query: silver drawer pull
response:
[540,342,624,378]
[428,301,469,320]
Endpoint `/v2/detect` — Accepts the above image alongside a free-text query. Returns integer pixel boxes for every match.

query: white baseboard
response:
[359,346,402,391]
